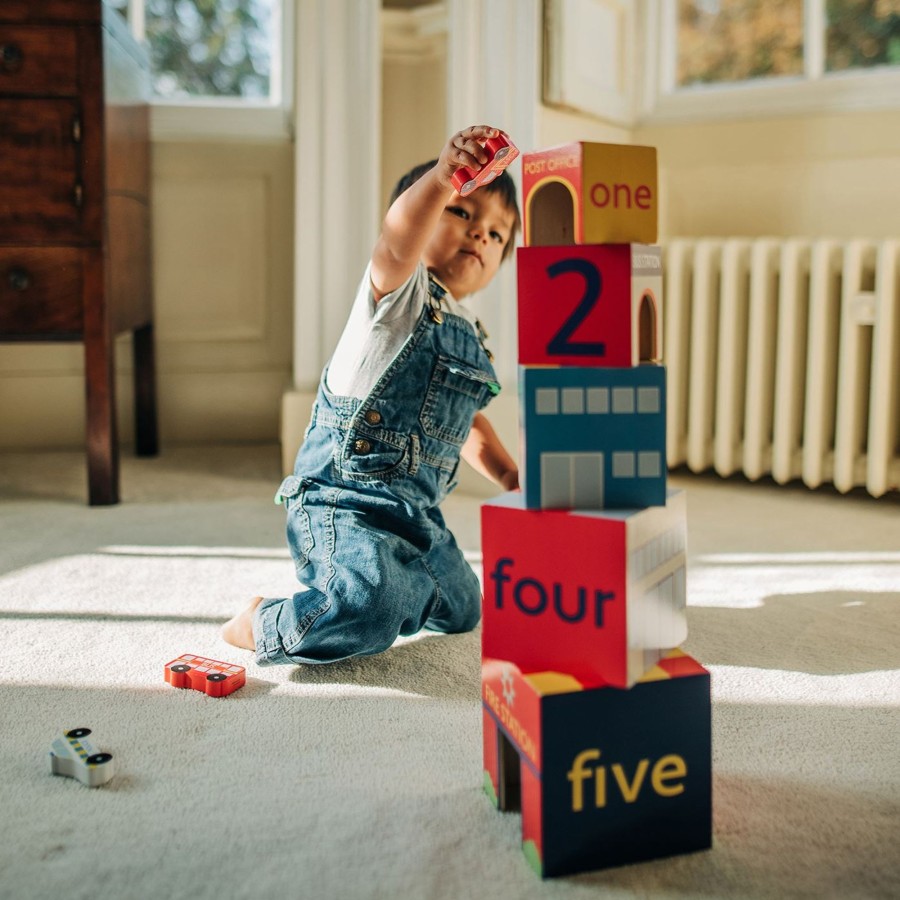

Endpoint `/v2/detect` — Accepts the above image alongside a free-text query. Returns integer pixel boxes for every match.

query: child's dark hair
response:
[389,159,521,261]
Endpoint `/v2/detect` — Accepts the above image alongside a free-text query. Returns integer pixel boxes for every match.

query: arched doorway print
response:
[527,180,577,246]
[638,291,659,363]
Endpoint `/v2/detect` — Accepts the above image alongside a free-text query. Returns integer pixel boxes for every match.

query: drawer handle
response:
[7,267,31,292]
[0,43,24,73]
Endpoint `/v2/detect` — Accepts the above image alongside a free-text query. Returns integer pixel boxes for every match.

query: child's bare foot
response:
[221,596,264,651]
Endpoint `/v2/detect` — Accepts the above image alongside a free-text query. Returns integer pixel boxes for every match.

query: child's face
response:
[423,190,516,300]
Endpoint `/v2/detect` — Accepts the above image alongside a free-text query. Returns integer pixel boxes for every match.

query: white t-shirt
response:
[326,262,478,399]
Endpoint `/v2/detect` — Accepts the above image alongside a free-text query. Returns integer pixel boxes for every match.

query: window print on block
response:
[521,365,667,510]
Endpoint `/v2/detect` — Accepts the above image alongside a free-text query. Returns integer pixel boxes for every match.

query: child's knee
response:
[455,600,482,633]
[321,605,405,660]
[427,589,482,634]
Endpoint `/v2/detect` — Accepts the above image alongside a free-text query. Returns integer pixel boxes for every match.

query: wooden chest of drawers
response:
[0,0,157,505]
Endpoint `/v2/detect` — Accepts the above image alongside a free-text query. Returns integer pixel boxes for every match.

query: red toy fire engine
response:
[451,132,519,197]
[164,654,246,698]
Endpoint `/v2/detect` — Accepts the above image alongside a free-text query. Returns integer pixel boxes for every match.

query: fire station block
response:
[519,365,667,510]
[481,490,687,688]
[521,141,657,247]
[482,651,712,878]
[517,244,662,368]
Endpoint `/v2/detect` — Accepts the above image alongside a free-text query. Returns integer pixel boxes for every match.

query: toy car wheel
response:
[66,728,91,738]
[461,179,477,196]
[207,673,227,683]
[494,147,510,161]
[171,664,192,673]
[87,753,113,766]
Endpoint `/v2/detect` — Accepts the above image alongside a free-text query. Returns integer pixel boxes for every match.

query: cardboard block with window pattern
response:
[519,364,667,510]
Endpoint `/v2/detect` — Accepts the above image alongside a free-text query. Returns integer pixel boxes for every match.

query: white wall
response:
[152,140,294,443]
[381,7,447,213]
[0,139,294,451]
[637,109,900,240]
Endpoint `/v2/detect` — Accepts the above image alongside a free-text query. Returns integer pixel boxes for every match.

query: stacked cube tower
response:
[480,142,712,878]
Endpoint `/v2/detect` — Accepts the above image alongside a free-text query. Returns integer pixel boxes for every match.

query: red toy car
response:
[451,132,519,197]
[164,654,246,698]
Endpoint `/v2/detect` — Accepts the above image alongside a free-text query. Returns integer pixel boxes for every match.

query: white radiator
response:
[663,238,900,497]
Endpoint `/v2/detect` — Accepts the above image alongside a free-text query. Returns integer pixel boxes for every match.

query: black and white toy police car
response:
[49,728,115,787]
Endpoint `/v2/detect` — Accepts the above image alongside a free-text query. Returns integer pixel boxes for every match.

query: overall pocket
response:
[276,476,315,576]
[338,429,413,483]
[419,355,500,446]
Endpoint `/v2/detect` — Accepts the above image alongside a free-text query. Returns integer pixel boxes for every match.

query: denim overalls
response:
[254,277,500,665]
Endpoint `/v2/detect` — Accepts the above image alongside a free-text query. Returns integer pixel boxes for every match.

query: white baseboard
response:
[0,370,286,450]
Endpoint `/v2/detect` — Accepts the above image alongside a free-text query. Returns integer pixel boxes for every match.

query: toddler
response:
[223,125,521,664]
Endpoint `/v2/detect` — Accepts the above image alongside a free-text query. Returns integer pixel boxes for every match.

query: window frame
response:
[639,0,900,124]
[114,0,293,141]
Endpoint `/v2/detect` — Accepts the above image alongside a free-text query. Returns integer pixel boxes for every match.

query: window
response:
[677,0,898,86]
[645,0,900,121]
[825,0,900,72]
[677,0,805,86]
[108,0,290,138]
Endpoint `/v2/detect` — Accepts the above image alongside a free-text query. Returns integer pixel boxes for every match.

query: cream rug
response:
[0,446,898,900]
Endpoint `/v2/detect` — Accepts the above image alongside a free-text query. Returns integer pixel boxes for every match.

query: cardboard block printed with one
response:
[522,142,657,247]
[520,364,667,510]
[517,243,662,368]
[482,651,712,878]
[164,654,246,697]
[481,490,687,689]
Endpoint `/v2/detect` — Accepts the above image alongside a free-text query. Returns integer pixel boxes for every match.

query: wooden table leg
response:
[133,321,158,456]
[83,254,119,506]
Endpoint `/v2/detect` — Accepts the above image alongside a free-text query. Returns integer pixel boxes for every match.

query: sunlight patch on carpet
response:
[99,545,290,559]
[705,665,900,707]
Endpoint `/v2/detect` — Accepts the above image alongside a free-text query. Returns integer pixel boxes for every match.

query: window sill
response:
[639,67,900,126]
[150,102,293,143]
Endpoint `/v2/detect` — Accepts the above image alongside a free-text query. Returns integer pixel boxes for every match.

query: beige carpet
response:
[0,445,898,900]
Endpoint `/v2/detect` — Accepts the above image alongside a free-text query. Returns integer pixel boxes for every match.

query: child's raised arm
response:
[462,412,519,492]
[370,125,501,301]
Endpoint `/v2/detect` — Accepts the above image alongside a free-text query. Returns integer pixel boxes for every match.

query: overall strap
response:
[427,273,495,362]
[426,273,447,323]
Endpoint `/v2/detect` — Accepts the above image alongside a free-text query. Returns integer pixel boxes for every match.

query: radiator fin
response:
[664,238,899,497]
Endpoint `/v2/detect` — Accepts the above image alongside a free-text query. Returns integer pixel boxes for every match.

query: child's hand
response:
[498,468,520,492]
[434,125,502,191]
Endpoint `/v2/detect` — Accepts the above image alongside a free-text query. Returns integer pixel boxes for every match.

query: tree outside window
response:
[676,0,899,87]
[108,0,277,101]
[826,0,900,72]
